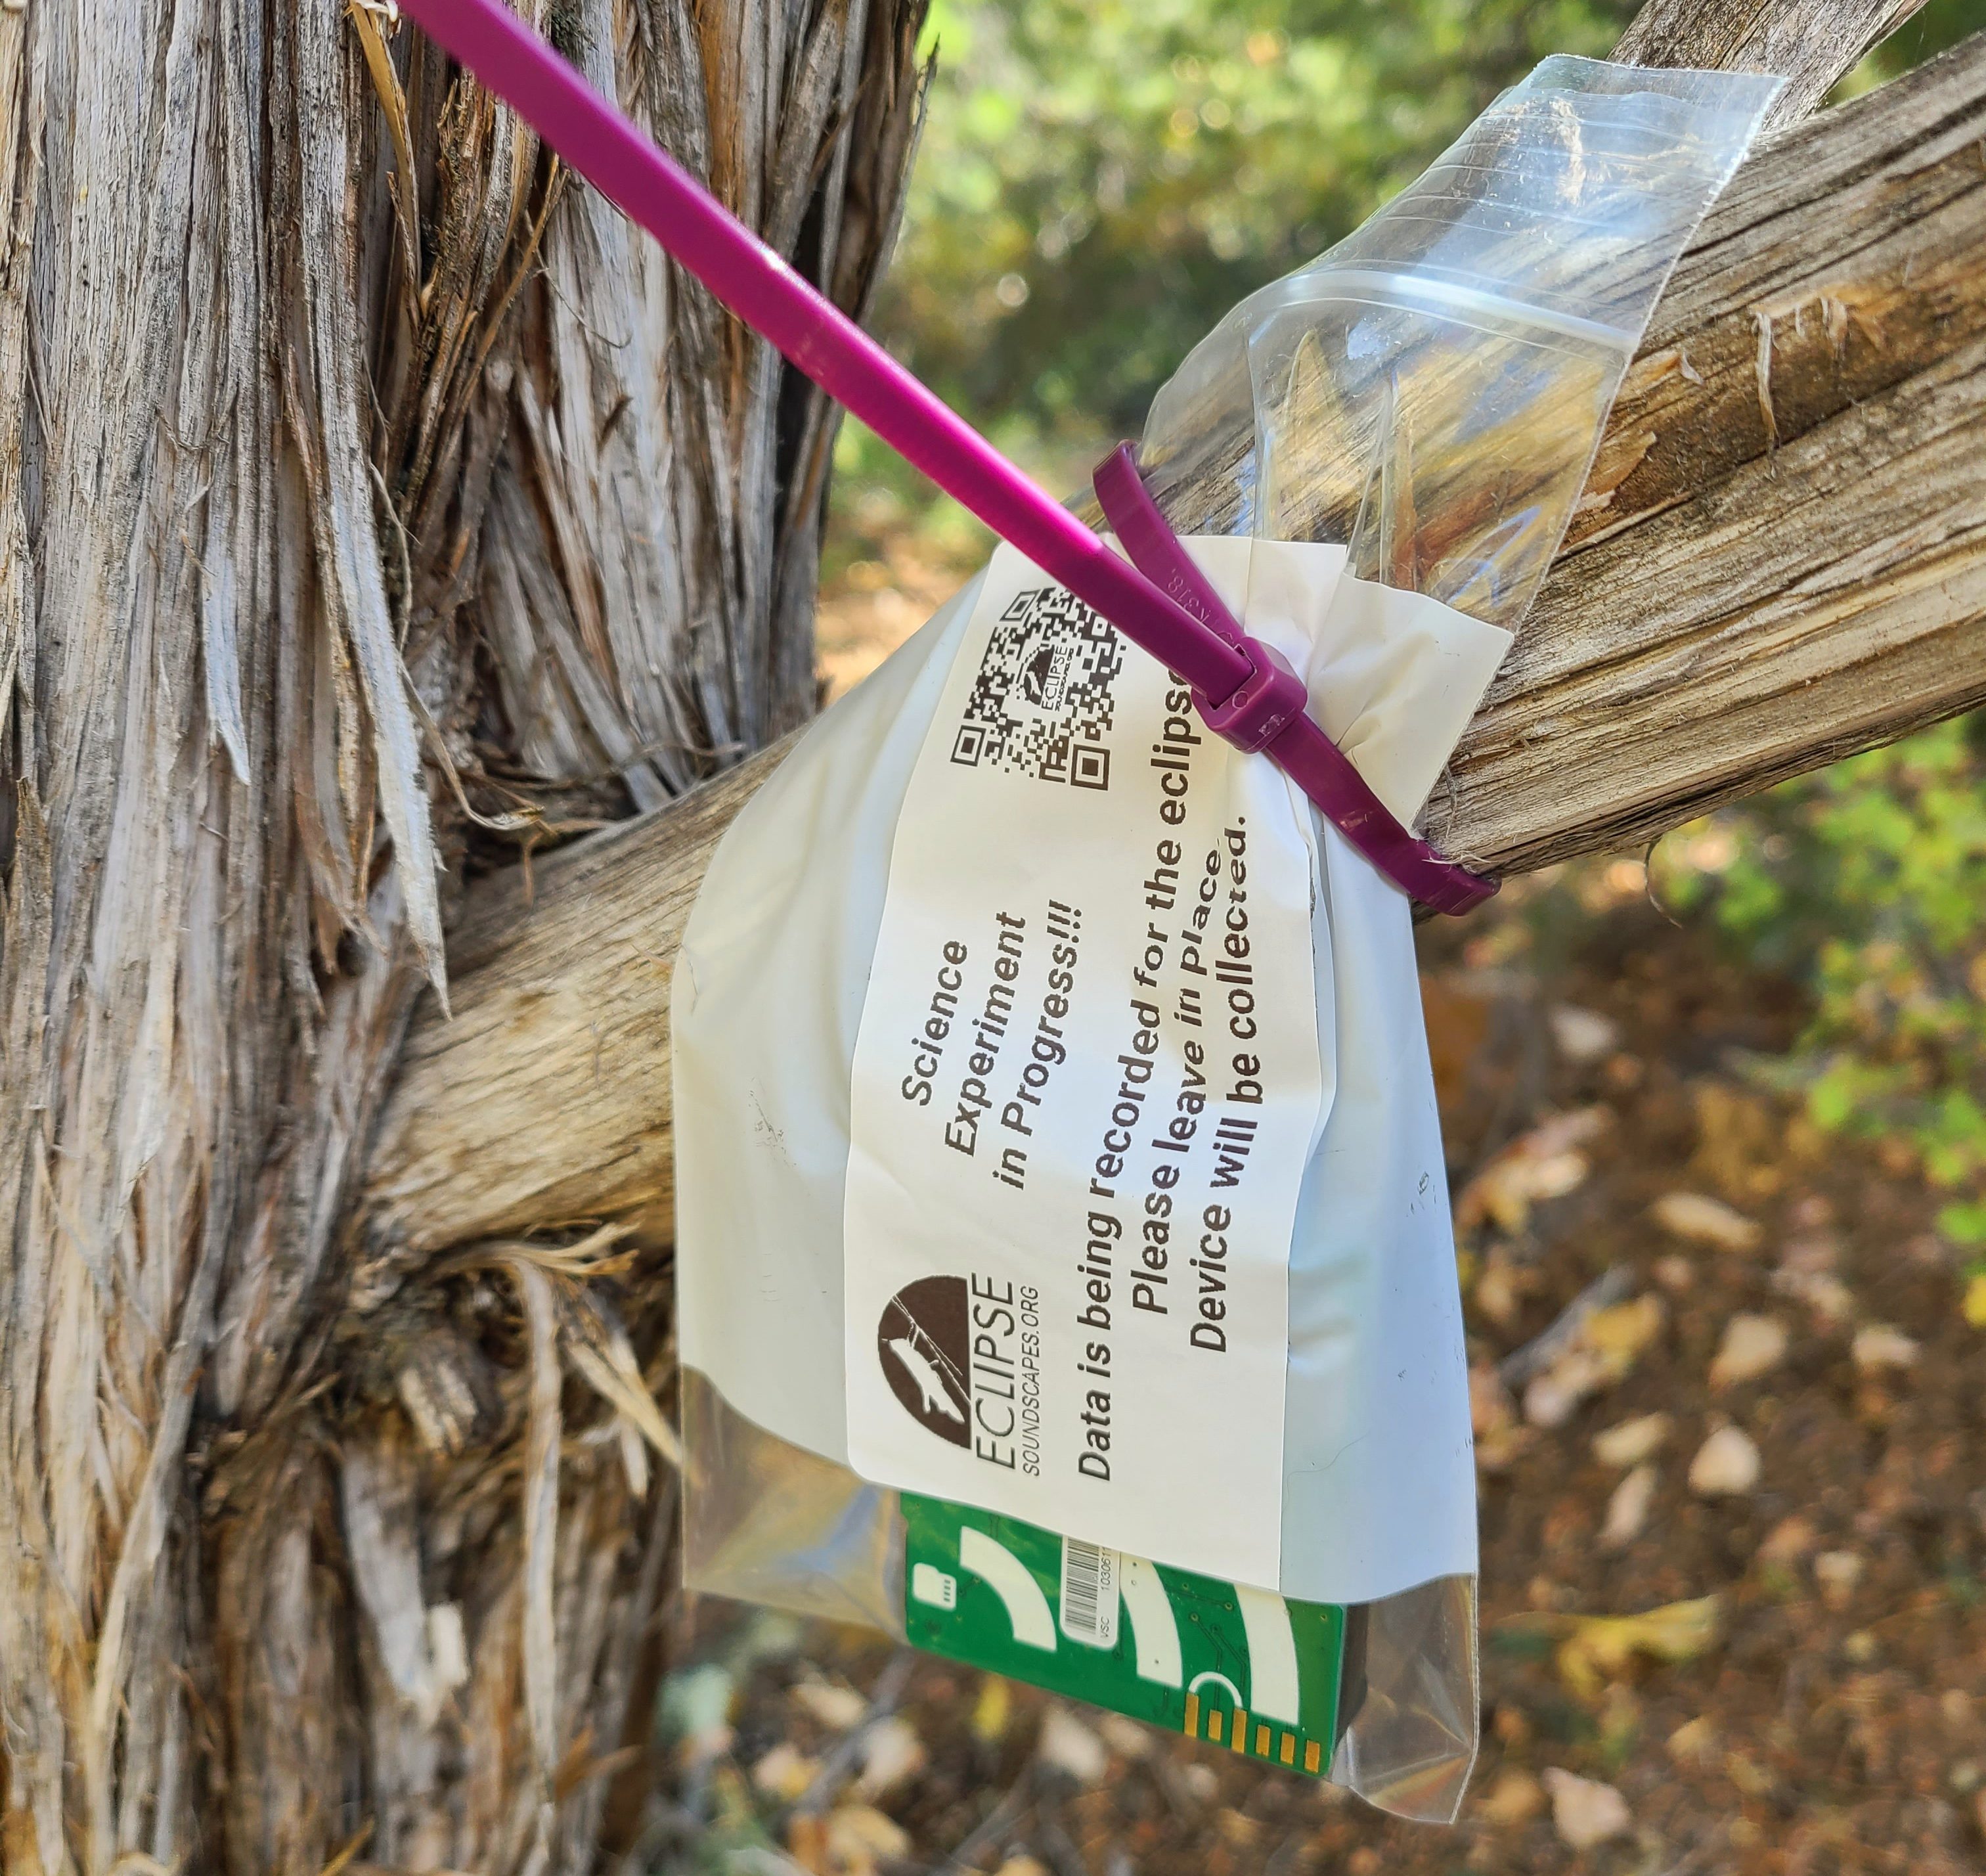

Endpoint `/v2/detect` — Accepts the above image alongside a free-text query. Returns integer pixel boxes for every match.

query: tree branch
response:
[361,26,1986,1259]
[1613,0,1926,131]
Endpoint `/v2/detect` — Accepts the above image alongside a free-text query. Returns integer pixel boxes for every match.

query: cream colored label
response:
[841,539,1327,1589]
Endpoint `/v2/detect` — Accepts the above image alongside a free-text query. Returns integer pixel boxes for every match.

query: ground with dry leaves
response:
[637,585,1986,1876]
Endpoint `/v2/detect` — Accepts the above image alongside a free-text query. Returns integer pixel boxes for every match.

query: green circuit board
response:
[901,1492,1346,1772]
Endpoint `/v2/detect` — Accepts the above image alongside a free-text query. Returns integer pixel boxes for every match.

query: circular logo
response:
[877,1276,971,1446]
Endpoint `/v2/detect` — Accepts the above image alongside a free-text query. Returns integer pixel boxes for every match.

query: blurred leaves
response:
[1555,1597,1723,1701]
[1456,1106,1608,1236]
[1652,717,1986,1314]
[833,0,1641,559]
[896,0,1633,440]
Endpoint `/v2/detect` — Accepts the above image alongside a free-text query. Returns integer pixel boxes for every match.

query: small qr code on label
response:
[951,587,1124,789]
[1059,1536,1120,1648]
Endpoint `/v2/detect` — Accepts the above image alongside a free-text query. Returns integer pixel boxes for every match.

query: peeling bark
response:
[0,0,925,1869]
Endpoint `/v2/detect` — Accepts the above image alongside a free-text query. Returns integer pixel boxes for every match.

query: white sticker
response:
[842,539,1325,1590]
[1059,1536,1121,1648]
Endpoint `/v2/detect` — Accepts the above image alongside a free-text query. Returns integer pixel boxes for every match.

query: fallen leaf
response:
[1689,1425,1760,1497]
[1524,1295,1666,1427]
[1773,1264,1857,1326]
[1710,1314,1789,1389]
[793,1678,868,1732]
[1651,1191,1762,1253]
[1667,1715,1717,1766]
[1524,1348,1614,1429]
[854,1716,926,1799]
[1600,1464,1658,1552]
[1851,1324,1920,1373]
[1479,1768,1546,1827]
[1477,1367,1533,1470]
[1177,1762,1220,1803]
[787,1812,828,1874]
[1598,1683,1641,1759]
[991,1860,1049,1876]
[1456,1108,1610,1236]
[753,1741,820,1802]
[1593,1412,1671,1467]
[1690,1081,1782,1201]
[1097,1712,1152,1760]
[1556,1596,1723,1699]
[1470,1363,1516,1438]
[1780,1229,1842,1273]
[1036,1706,1108,1785]
[1585,1293,1666,1362]
[1788,1192,1834,1227]
[824,1804,910,1875]
[1541,1768,1631,1850]
[1964,1272,1986,1328]
[1473,1255,1524,1328]
[1757,1514,1817,1565]
[1549,1004,1620,1063]
[1654,1254,1696,1291]
[1217,1809,1266,1849]
[1725,1750,1776,1797]
[1476,1419,1534,1473]
[971,1674,1011,1745]
[1814,1550,1865,1609]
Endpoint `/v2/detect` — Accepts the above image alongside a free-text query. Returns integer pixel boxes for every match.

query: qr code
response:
[950,587,1123,789]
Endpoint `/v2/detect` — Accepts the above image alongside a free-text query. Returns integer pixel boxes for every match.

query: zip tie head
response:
[1194,639,1309,755]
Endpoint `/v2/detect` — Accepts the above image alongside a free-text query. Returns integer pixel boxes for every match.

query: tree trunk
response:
[0,2,924,1871]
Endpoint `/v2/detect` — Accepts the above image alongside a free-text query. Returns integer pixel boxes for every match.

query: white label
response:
[842,539,1325,1590]
[1059,1537,1121,1648]
[910,1562,958,1611]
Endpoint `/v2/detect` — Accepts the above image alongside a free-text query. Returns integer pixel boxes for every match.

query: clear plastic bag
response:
[674,56,1776,1823]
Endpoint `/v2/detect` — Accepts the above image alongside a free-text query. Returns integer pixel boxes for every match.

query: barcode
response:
[1058,1536,1120,1648]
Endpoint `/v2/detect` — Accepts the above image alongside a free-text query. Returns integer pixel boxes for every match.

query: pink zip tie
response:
[1093,447,1497,913]
[397,0,1493,912]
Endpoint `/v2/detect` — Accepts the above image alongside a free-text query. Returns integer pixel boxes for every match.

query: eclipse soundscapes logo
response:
[877,1275,1044,1475]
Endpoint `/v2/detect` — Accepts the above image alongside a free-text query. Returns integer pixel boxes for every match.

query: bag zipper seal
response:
[397,0,1494,914]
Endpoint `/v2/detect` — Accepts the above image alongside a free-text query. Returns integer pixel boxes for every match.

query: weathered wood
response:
[363,749,776,1252]
[1614,0,1925,130]
[363,28,1986,1260]
[0,1,927,1870]
[1437,23,1986,871]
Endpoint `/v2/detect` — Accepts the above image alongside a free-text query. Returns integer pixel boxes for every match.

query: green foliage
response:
[1832,0,1981,98]
[832,0,1641,563]
[1653,718,1986,1255]
[891,0,1639,445]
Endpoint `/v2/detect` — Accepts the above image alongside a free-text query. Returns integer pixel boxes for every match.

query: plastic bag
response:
[673,56,1775,1822]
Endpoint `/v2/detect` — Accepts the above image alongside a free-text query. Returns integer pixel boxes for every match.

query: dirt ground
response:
[644,575,1986,1876]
